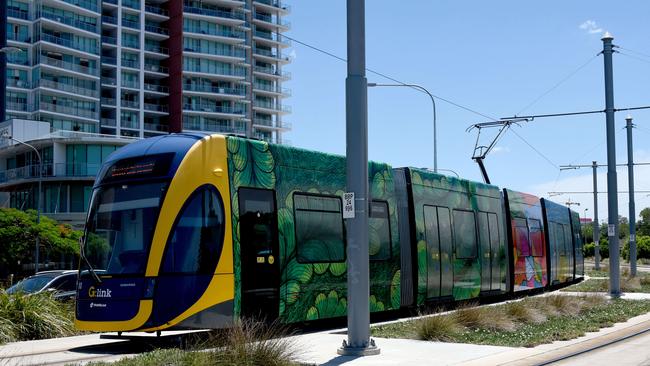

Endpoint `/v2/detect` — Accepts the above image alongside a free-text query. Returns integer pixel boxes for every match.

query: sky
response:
[281,1,650,224]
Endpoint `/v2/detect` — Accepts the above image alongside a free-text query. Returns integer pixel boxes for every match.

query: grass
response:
[0,290,75,344]
[89,319,301,366]
[564,270,650,293]
[373,295,650,347]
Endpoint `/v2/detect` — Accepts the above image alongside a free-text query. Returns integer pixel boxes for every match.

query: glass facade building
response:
[1,0,291,227]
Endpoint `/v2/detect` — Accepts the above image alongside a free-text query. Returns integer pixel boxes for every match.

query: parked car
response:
[6,270,78,300]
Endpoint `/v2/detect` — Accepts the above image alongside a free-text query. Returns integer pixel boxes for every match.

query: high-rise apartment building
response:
[0,0,291,227]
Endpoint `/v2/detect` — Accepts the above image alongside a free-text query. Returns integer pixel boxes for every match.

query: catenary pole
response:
[626,115,637,276]
[593,161,600,270]
[338,0,379,356]
[602,32,620,297]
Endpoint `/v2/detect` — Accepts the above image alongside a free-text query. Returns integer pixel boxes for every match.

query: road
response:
[552,329,650,366]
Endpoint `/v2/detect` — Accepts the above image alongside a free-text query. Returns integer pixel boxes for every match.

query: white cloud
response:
[579,20,603,35]
[289,49,297,60]
[492,146,511,154]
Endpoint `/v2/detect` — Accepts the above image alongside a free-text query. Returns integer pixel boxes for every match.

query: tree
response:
[619,215,629,239]
[638,207,650,236]
[0,208,81,276]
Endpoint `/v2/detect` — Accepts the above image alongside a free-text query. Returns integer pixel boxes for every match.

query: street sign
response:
[343,192,355,219]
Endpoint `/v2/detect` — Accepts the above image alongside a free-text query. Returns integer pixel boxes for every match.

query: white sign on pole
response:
[608,224,616,236]
[343,192,355,219]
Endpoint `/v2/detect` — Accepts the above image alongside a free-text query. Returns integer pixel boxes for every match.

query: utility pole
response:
[593,161,600,270]
[338,0,379,356]
[602,32,620,297]
[626,115,637,276]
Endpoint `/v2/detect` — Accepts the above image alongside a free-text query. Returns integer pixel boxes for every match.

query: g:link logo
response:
[88,286,112,298]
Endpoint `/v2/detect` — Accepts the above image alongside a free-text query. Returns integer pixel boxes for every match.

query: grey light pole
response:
[338,0,379,357]
[602,32,620,297]
[367,83,437,173]
[1,134,43,273]
[593,161,600,270]
[626,115,637,276]
[583,208,589,238]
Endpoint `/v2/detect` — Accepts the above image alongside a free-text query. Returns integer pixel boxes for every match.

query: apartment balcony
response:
[38,33,100,56]
[253,65,291,80]
[57,0,100,14]
[252,12,290,29]
[38,101,98,120]
[6,79,31,89]
[144,123,168,132]
[121,58,140,69]
[101,97,116,106]
[144,63,169,75]
[121,100,140,109]
[144,5,169,19]
[103,0,117,5]
[122,18,140,30]
[253,100,291,114]
[101,117,116,126]
[183,104,245,116]
[122,40,140,50]
[39,55,99,77]
[7,53,30,66]
[122,79,139,89]
[37,79,99,99]
[183,84,246,97]
[8,8,30,20]
[123,0,141,11]
[183,26,245,43]
[101,35,117,45]
[253,118,291,130]
[6,101,31,112]
[102,56,117,66]
[182,45,244,60]
[253,47,290,63]
[120,120,139,129]
[100,77,116,86]
[144,83,169,94]
[183,66,246,80]
[253,133,285,144]
[144,103,169,113]
[255,0,291,13]
[183,5,246,23]
[253,82,291,96]
[0,162,118,185]
[253,29,291,47]
[38,9,99,34]
[7,32,31,44]
[144,44,169,56]
[144,24,169,37]
[102,15,117,25]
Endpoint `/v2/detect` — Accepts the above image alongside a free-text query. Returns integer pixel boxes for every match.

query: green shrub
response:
[0,290,75,343]
[621,235,650,260]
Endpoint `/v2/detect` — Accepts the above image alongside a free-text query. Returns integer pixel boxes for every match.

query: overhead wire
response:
[280,33,499,121]
[515,54,600,116]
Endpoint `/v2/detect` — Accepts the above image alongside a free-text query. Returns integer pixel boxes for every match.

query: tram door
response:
[238,188,279,320]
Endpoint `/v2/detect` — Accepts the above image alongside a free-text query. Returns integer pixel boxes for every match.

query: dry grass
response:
[504,300,546,324]
[452,303,515,331]
[418,314,461,341]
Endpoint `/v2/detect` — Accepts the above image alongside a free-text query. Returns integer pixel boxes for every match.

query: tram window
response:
[513,218,530,256]
[529,219,544,257]
[556,224,567,256]
[369,200,391,261]
[161,185,224,274]
[294,193,345,263]
[453,210,477,259]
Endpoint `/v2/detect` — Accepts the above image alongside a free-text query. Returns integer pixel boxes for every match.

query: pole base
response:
[337,339,380,356]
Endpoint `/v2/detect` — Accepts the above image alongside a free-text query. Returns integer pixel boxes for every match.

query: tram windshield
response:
[82,182,168,275]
